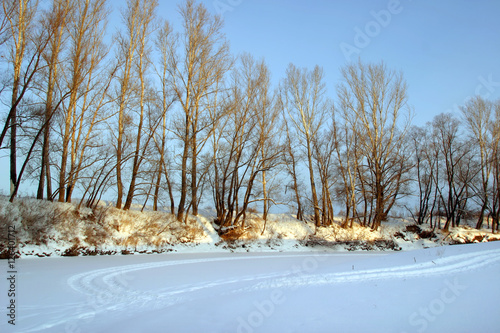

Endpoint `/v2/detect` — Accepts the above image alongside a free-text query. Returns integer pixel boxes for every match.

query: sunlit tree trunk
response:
[123,0,158,210]
[58,0,109,203]
[282,64,327,227]
[3,0,37,197]
[114,0,143,208]
[36,0,72,202]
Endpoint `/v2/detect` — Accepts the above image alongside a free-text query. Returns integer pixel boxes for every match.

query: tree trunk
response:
[262,170,268,221]
[191,135,198,216]
[10,110,17,197]
[307,140,320,227]
[476,202,487,230]
[177,124,190,220]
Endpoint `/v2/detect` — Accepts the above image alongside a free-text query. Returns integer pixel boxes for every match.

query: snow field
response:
[1,242,499,332]
[2,195,500,332]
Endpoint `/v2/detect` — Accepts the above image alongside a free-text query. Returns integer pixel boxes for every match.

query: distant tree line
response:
[410,99,500,233]
[1,0,498,232]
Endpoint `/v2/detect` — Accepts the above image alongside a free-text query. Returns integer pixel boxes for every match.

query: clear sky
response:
[158,0,500,125]
[2,0,500,196]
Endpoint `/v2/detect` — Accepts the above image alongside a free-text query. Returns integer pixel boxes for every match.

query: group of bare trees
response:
[410,97,500,232]
[333,62,413,230]
[1,0,498,232]
[210,54,284,231]
[0,0,111,204]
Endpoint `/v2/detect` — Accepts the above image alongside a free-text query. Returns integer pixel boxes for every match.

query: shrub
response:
[418,230,436,239]
[62,245,81,257]
[405,225,422,234]
[393,231,405,239]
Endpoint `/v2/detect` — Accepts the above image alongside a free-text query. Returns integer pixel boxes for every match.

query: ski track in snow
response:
[26,255,314,332]
[25,248,500,332]
[244,248,500,291]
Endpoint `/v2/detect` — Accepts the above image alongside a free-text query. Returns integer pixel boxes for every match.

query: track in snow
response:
[243,248,500,291]
[66,248,500,314]
[23,246,500,332]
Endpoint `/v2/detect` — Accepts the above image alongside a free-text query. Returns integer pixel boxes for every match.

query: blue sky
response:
[181,0,500,125]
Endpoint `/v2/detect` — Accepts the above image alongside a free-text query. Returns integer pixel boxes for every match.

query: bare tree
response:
[491,101,500,232]
[210,55,281,228]
[151,20,175,212]
[0,8,46,151]
[2,3,73,202]
[282,117,304,221]
[168,0,231,220]
[77,145,115,209]
[0,0,14,47]
[53,0,110,203]
[114,0,143,208]
[331,111,361,228]
[432,113,478,231]
[253,59,281,222]
[63,0,112,203]
[36,0,72,201]
[408,125,438,226]
[2,0,38,196]
[461,96,497,229]
[313,123,336,226]
[337,61,412,230]
[281,64,327,228]
[211,54,261,227]
[122,0,158,210]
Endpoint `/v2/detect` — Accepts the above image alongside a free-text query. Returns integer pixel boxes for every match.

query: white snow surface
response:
[2,242,500,332]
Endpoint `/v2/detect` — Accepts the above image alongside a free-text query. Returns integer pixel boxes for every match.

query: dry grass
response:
[0,196,208,255]
[220,219,261,242]
[169,218,206,243]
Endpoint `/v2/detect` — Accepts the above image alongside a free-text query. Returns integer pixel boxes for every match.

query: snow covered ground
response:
[2,241,500,333]
[2,195,499,257]
[2,196,500,331]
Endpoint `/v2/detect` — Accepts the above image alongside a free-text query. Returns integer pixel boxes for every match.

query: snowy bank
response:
[1,196,499,257]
